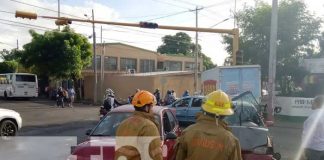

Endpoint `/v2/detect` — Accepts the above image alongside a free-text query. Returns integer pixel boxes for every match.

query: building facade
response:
[82,43,203,101]
[83,43,203,74]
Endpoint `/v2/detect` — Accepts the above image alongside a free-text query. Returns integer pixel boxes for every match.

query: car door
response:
[187,97,203,123]
[162,110,178,160]
[171,97,192,122]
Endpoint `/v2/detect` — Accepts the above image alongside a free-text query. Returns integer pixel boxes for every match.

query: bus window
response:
[15,75,36,82]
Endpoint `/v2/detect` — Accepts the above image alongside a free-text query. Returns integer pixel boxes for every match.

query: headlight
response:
[252,146,268,154]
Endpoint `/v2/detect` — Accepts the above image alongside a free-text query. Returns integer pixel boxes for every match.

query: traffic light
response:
[15,11,37,19]
[55,18,72,26]
[236,50,243,65]
[139,22,158,29]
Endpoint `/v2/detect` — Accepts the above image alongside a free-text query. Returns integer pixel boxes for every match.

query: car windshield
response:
[225,92,264,127]
[91,112,160,136]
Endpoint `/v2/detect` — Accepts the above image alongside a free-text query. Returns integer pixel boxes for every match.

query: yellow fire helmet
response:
[132,90,157,107]
[202,90,233,116]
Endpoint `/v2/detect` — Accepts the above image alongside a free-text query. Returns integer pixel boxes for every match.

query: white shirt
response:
[302,108,324,151]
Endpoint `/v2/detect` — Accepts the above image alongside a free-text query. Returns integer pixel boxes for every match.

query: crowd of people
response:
[127,89,192,106]
[54,86,75,108]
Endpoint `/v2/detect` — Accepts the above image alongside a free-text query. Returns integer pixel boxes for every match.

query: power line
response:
[0,18,54,30]
[8,0,85,19]
[0,10,15,14]
[0,41,16,47]
[145,10,192,21]
[171,0,202,7]
[121,11,188,19]
[0,21,47,31]
[210,18,231,28]
[150,0,190,10]
[204,0,231,9]
[8,0,201,47]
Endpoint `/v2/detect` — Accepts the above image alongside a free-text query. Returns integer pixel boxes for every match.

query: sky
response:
[0,0,323,65]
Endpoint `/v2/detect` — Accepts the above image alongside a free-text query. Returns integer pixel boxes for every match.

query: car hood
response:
[230,126,269,151]
[0,108,20,118]
[71,137,116,159]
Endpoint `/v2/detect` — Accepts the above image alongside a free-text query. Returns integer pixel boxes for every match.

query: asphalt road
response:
[0,99,304,160]
[0,99,99,143]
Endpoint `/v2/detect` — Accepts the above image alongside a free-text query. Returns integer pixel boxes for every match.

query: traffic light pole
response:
[33,15,239,64]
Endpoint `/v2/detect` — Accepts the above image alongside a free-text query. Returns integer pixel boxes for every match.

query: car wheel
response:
[273,152,281,160]
[0,120,18,138]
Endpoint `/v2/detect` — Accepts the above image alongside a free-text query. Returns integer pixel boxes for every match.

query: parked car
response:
[69,105,181,160]
[0,108,22,138]
[169,91,281,160]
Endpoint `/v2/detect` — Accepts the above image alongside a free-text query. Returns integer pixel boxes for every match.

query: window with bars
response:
[140,59,155,73]
[164,61,182,71]
[104,56,117,71]
[185,62,195,70]
[120,58,137,71]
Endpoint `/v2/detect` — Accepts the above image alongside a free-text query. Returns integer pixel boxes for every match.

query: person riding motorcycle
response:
[56,87,65,108]
[100,88,122,119]
[115,90,163,160]
[175,90,242,160]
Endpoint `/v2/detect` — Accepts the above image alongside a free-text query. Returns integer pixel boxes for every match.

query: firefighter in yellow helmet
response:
[115,90,163,160]
[175,90,242,160]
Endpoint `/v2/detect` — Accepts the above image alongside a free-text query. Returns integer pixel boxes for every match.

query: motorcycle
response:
[56,95,64,108]
[99,95,124,120]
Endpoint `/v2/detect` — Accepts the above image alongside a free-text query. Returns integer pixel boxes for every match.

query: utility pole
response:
[100,26,104,103]
[92,9,98,104]
[267,0,278,123]
[58,0,60,30]
[193,6,202,93]
[16,39,18,49]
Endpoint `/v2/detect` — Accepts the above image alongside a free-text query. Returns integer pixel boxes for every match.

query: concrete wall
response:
[84,73,200,102]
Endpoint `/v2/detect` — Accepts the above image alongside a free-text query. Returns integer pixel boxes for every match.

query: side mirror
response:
[265,121,274,127]
[165,132,177,140]
[85,129,92,136]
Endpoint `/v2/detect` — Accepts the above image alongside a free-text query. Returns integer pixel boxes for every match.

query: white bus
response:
[0,73,38,99]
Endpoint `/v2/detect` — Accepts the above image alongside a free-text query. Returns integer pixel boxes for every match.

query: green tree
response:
[157,32,215,70]
[157,32,192,55]
[222,0,321,86]
[0,49,23,61]
[21,26,92,99]
[0,61,18,73]
[21,27,92,79]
